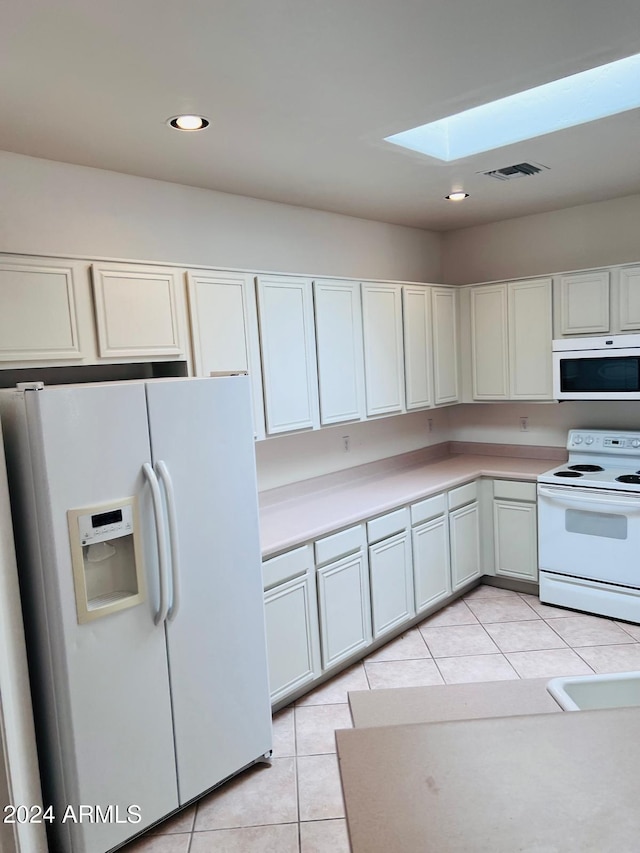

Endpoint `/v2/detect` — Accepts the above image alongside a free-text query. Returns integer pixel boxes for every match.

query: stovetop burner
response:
[568,464,604,472]
[554,470,583,478]
[615,474,640,485]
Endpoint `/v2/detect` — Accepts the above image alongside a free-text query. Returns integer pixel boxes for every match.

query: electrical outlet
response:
[343,435,350,452]
[520,417,528,432]
[428,418,433,433]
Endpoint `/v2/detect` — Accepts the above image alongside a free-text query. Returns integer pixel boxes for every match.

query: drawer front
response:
[493,479,537,501]
[411,493,446,526]
[448,481,478,511]
[367,507,408,544]
[315,525,364,566]
[262,545,313,590]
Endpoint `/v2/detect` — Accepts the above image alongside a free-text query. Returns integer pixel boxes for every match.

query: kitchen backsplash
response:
[256,400,640,490]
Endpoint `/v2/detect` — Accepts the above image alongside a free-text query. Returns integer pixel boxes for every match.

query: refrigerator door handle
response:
[142,462,170,625]
[156,460,181,622]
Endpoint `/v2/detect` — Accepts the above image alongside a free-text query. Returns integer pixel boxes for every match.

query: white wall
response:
[441,194,640,284]
[0,151,442,282]
[256,409,450,491]
[448,401,640,448]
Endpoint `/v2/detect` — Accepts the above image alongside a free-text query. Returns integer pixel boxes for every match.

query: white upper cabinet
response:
[470,284,509,400]
[556,266,640,337]
[0,257,88,362]
[556,270,610,336]
[508,279,553,399]
[402,285,433,410]
[617,266,640,332]
[431,287,459,405]
[361,283,405,417]
[92,263,186,359]
[313,279,365,425]
[256,275,320,435]
[470,278,553,401]
[186,270,265,439]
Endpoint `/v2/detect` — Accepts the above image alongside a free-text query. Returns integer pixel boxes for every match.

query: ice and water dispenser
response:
[68,498,146,623]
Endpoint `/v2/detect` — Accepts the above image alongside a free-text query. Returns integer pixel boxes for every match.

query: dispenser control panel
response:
[78,504,134,546]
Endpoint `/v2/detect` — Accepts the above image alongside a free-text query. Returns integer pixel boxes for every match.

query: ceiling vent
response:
[480,162,550,181]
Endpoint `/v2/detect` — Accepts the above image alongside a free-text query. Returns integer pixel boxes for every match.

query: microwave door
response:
[553,348,640,399]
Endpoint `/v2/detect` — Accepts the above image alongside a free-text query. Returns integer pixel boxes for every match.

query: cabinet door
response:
[257,276,320,434]
[92,264,185,358]
[317,551,372,669]
[494,500,538,582]
[369,532,414,639]
[412,516,451,613]
[403,286,433,410]
[508,278,553,399]
[449,501,481,591]
[314,279,365,425]
[361,283,405,416]
[617,266,640,332]
[431,287,459,405]
[558,271,610,335]
[187,270,265,439]
[470,284,508,400]
[264,574,321,704]
[0,258,85,361]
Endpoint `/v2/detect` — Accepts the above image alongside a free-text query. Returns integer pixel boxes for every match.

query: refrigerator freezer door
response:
[23,384,178,852]
[145,376,272,803]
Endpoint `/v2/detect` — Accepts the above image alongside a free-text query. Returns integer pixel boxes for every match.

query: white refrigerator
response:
[0,376,272,853]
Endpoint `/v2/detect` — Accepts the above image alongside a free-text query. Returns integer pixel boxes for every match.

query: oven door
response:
[553,348,640,400]
[538,484,640,587]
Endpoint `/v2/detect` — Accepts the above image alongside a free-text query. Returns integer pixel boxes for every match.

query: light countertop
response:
[337,705,640,852]
[259,444,563,558]
[348,679,562,727]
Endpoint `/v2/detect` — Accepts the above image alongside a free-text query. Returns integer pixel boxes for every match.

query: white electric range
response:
[538,430,640,624]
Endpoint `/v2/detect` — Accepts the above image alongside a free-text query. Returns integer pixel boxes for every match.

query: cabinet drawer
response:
[411,493,446,526]
[448,481,478,511]
[315,525,363,566]
[262,545,313,590]
[367,508,408,544]
[493,479,537,501]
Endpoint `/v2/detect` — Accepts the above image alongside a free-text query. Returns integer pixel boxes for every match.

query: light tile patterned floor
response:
[121,585,640,852]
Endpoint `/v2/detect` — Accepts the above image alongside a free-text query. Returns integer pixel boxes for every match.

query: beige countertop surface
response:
[337,705,640,853]
[259,446,561,558]
[348,678,562,728]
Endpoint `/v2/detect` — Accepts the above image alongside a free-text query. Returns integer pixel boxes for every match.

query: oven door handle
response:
[538,485,640,511]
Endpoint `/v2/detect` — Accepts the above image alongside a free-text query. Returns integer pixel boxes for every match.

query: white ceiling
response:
[2,0,640,231]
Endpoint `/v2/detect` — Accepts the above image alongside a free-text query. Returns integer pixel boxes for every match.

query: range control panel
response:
[568,430,640,453]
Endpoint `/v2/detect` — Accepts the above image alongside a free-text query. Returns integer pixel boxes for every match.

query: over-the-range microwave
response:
[553,334,640,400]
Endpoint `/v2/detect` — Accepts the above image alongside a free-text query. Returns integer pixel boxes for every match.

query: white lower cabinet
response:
[263,548,321,704]
[449,490,481,591]
[412,515,451,613]
[368,510,414,639]
[263,477,541,706]
[493,480,538,582]
[317,551,372,669]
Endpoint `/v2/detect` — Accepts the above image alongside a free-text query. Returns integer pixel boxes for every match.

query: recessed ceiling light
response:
[385,51,640,162]
[445,192,469,201]
[168,115,210,131]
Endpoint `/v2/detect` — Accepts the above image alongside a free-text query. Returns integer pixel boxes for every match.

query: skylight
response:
[385,52,640,162]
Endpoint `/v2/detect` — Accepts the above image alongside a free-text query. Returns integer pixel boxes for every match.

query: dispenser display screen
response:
[92,509,123,528]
